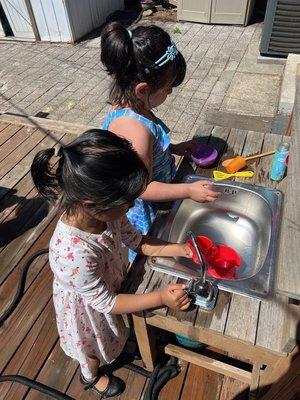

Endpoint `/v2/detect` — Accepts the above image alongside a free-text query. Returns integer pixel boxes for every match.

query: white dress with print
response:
[49,216,142,380]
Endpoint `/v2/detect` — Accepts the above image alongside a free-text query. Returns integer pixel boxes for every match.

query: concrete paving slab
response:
[220,72,281,118]
[238,41,285,75]
[279,53,300,115]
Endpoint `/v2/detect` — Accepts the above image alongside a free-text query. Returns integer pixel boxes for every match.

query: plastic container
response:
[270,142,289,182]
[188,235,241,280]
[175,334,206,350]
[190,145,218,167]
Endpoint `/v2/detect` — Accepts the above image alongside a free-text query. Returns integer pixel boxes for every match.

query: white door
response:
[210,0,249,25]
[1,0,35,38]
[178,0,211,23]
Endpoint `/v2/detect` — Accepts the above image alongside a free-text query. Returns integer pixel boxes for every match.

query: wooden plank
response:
[0,186,45,252]
[223,131,264,346]
[0,208,56,285]
[0,265,53,372]
[276,66,300,300]
[260,348,300,400]
[0,123,23,146]
[219,376,249,400]
[206,109,273,133]
[225,295,260,344]
[195,291,232,334]
[234,130,265,184]
[254,134,298,355]
[132,313,158,372]
[159,360,188,400]
[146,314,284,364]
[64,369,89,400]
[0,125,36,162]
[0,252,48,313]
[1,301,57,400]
[180,362,223,400]
[0,128,65,195]
[256,133,289,188]
[0,173,36,222]
[25,341,78,400]
[0,217,55,312]
[165,344,252,384]
[121,256,154,296]
[113,361,147,400]
[0,128,43,180]
[0,130,73,284]
[0,113,95,135]
[257,299,299,355]
[0,121,9,133]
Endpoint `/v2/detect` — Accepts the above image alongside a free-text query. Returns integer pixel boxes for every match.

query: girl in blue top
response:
[101,23,220,259]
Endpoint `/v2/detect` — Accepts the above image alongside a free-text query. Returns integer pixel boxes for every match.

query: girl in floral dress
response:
[31,129,193,398]
[101,22,220,260]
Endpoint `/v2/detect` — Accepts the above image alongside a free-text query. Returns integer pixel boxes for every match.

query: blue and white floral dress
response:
[102,109,176,260]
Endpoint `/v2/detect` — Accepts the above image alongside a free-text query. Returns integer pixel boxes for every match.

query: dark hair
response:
[31,129,149,214]
[101,22,186,111]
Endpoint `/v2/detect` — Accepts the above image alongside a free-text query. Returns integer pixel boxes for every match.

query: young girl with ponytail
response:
[31,129,193,398]
[101,23,220,260]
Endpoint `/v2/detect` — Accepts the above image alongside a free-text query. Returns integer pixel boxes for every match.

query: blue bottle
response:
[270,142,289,182]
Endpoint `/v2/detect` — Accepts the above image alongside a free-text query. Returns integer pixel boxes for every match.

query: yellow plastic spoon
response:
[213,170,254,181]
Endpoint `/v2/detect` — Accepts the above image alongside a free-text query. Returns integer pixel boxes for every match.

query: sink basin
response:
[148,175,283,300]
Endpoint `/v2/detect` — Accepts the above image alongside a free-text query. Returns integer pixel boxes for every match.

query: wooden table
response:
[123,125,300,399]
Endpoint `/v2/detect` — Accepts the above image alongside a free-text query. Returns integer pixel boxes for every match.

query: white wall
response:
[30,0,124,42]
[30,0,72,42]
[66,0,124,42]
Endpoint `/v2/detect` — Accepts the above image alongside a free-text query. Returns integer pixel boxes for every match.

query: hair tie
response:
[54,146,64,157]
[127,29,133,39]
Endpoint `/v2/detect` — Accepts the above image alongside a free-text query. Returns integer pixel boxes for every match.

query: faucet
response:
[186,231,216,304]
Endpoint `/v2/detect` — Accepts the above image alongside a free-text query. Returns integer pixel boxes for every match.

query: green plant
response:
[172,27,182,34]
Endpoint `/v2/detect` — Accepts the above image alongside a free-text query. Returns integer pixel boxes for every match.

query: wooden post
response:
[132,313,157,372]
[249,363,262,398]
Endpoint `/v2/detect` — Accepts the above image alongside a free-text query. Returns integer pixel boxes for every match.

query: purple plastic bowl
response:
[191,144,218,167]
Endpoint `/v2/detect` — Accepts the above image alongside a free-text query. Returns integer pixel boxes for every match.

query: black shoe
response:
[80,373,125,398]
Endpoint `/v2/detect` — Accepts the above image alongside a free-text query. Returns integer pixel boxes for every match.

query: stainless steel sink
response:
[148,175,283,300]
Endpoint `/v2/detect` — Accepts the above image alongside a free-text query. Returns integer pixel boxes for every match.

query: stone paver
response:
[0,20,284,142]
[220,72,281,118]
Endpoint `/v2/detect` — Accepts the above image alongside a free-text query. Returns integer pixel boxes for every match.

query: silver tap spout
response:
[188,231,207,283]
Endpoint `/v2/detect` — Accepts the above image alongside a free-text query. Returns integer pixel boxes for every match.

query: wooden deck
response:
[0,113,299,400]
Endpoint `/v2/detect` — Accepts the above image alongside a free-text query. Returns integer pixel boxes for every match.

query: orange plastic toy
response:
[223,151,275,174]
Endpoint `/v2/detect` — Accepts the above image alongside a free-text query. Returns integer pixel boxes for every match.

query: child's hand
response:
[160,284,191,310]
[187,180,221,202]
[171,140,196,156]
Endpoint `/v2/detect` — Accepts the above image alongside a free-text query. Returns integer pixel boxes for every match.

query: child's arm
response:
[120,217,193,259]
[109,283,190,315]
[136,236,193,258]
[141,180,220,203]
[169,140,195,156]
[69,247,190,315]
[109,117,220,203]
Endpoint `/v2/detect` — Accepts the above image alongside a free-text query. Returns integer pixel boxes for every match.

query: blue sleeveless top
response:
[102,109,176,260]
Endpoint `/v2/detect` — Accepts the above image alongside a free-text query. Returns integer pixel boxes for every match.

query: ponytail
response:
[30,130,149,215]
[31,147,61,202]
[101,21,134,77]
